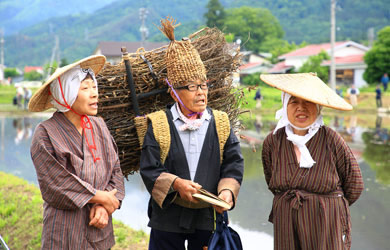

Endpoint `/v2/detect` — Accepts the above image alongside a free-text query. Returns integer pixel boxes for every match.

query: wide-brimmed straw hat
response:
[28,55,106,112]
[260,73,353,111]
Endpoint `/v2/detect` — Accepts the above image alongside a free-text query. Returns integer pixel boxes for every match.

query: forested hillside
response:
[0,0,117,35]
[226,0,389,44]
[2,0,389,68]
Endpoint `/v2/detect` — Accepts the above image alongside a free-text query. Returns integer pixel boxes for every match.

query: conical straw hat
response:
[260,73,353,111]
[158,16,206,88]
[28,55,106,112]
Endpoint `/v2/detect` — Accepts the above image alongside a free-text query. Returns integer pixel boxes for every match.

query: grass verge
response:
[0,171,148,250]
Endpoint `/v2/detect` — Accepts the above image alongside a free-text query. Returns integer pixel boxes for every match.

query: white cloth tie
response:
[175,103,210,131]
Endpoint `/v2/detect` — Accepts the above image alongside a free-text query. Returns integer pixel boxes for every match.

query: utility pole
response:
[330,0,336,90]
[56,37,60,67]
[45,35,59,80]
[0,28,4,84]
[0,117,4,161]
[368,27,374,48]
[139,8,149,47]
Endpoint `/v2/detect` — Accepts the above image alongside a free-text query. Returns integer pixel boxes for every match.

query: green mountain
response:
[227,0,389,44]
[0,0,118,35]
[3,0,389,68]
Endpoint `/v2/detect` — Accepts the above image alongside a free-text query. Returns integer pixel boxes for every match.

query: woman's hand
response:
[89,204,109,229]
[89,189,120,215]
[173,178,202,202]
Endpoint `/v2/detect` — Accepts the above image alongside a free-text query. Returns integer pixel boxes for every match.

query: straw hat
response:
[158,17,206,88]
[28,55,106,112]
[260,73,353,111]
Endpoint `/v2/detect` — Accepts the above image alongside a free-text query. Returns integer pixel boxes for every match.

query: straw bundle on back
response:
[96,24,243,177]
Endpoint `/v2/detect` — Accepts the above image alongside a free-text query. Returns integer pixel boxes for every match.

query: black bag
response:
[208,211,243,250]
[12,96,17,105]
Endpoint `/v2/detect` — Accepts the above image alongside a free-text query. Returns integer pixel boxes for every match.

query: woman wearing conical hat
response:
[260,73,364,250]
[29,55,125,249]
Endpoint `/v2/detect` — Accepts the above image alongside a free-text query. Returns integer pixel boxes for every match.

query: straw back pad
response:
[135,111,171,164]
[134,109,230,165]
[212,110,231,163]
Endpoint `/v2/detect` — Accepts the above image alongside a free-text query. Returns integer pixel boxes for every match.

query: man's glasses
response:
[175,81,209,92]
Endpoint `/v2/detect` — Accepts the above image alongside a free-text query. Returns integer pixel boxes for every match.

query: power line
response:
[45,35,59,80]
[139,8,149,46]
[330,0,336,90]
[0,28,4,83]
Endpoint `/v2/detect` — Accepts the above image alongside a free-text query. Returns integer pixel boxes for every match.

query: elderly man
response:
[139,18,244,250]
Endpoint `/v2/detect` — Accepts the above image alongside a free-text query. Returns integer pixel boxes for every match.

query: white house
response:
[268,41,369,87]
[240,51,271,65]
[321,54,367,88]
[237,51,272,85]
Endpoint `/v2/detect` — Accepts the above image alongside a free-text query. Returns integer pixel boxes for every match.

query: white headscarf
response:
[50,65,97,112]
[273,92,324,168]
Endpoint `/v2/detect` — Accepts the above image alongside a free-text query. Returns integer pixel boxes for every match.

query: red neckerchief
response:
[49,77,100,162]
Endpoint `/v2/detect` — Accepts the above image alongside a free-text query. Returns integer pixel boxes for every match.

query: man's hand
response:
[173,178,202,202]
[213,189,233,214]
[89,204,109,229]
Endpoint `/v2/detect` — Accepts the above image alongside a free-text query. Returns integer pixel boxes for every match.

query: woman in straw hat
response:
[29,55,125,249]
[260,73,363,250]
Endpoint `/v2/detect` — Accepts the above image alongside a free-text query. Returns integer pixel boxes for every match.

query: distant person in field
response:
[254,87,262,108]
[347,84,360,107]
[15,84,24,109]
[381,73,389,92]
[23,86,32,110]
[376,84,382,108]
[336,85,343,98]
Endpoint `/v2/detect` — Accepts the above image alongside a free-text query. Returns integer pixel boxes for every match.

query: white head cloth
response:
[273,92,324,168]
[50,65,97,112]
[175,103,210,131]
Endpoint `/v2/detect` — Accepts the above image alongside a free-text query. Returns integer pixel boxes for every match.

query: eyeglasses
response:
[175,81,209,92]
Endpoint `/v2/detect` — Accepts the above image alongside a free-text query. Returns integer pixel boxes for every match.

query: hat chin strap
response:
[165,78,203,117]
[49,76,100,162]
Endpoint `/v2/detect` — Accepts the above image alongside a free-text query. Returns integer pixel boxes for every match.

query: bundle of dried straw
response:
[96,27,244,177]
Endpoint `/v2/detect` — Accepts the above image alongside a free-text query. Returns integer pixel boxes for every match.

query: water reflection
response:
[1,113,390,250]
[361,116,390,186]
[254,115,263,134]
[0,114,48,183]
[13,117,33,145]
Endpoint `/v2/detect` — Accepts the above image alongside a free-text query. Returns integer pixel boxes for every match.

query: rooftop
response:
[321,54,365,66]
[279,41,368,59]
[95,41,168,56]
